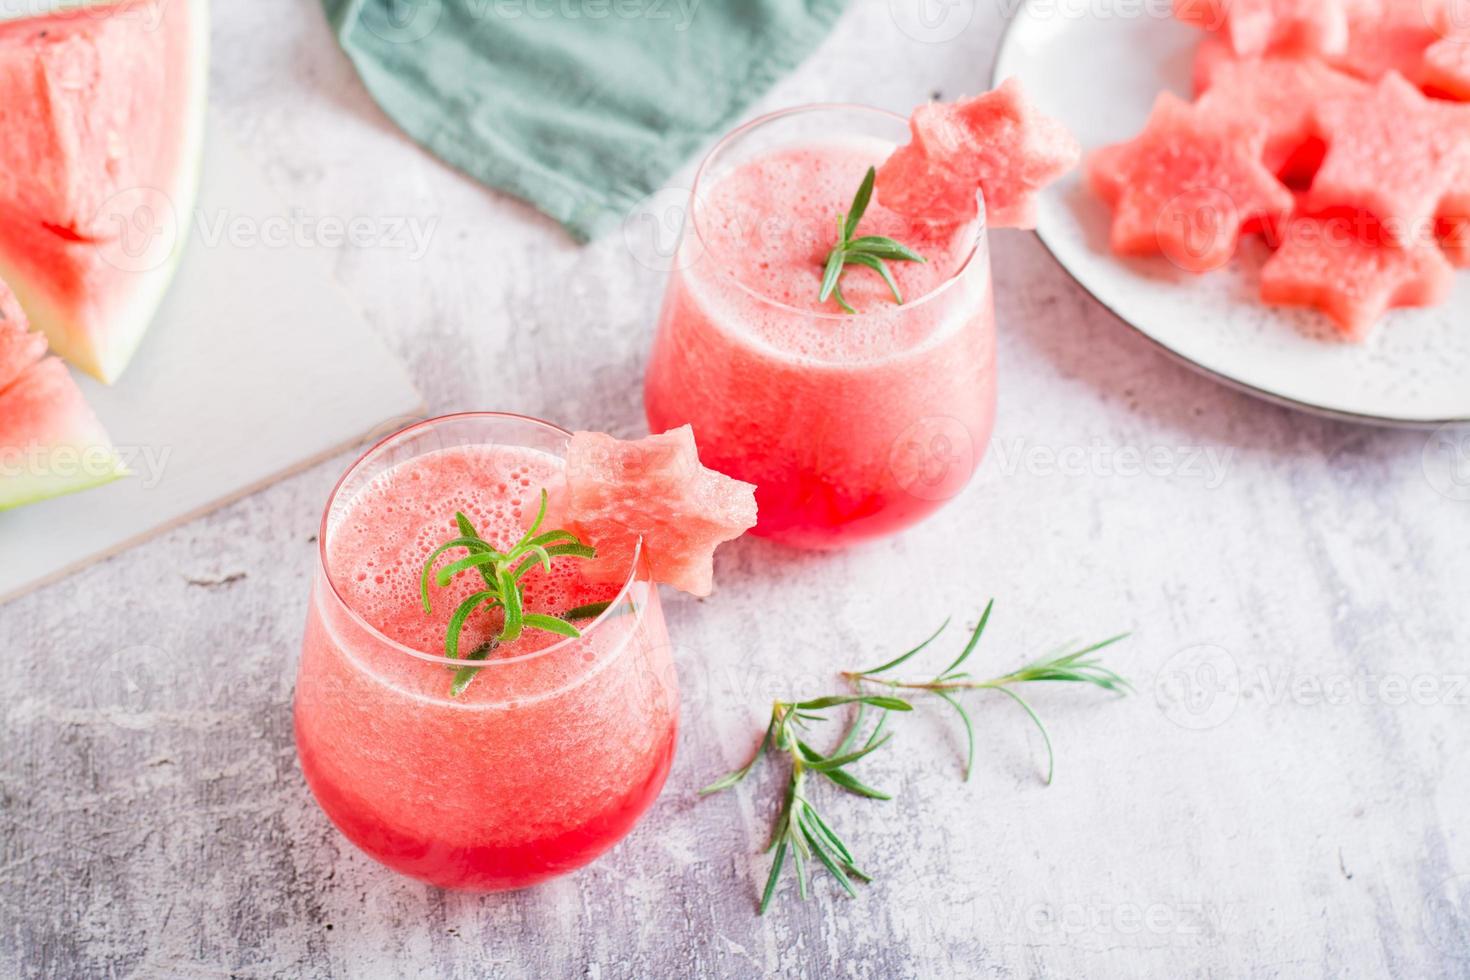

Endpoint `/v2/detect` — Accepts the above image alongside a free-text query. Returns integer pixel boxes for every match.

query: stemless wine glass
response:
[294,413,678,891]
[644,104,996,550]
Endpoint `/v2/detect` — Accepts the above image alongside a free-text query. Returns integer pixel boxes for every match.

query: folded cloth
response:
[323,0,847,240]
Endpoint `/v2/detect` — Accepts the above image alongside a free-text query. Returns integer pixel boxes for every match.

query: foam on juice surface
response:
[325,445,618,660]
[690,139,982,362]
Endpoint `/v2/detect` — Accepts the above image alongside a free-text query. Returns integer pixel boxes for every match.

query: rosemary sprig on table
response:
[420,489,608,696]
[701,602,1129,913]
[818,166,926,314]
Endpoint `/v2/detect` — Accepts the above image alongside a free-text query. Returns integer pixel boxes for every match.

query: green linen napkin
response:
[323,0,848,241]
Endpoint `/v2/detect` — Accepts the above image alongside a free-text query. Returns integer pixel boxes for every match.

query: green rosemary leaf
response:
[854,618,951,676]
[525,529,580,549]
[496,567,523,643]
[993,685,1055,785]
[521,613,581,638]
[525,489,550,538]
[542,542,598,560]
[845,252,903,305]
[800,823,857,898]
[564,600,613,621]
[847,236,928,263]
[939,599,994,677]
[800,803,858,869]
[803,732,893,772]
[844,167,876,241]
[832,700,867,757]
[445,590,498,660]
[436,550,504,587]
[934,689,976,782]
[419,536,494,611]
[795,695,912,712]
[832,281,857,315]
[510,545,554,581]
[759,840,789,915]
[448,642,496,697]
[819,247,846,304]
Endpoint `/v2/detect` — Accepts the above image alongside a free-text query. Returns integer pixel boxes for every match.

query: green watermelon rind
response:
[0,359,128,513]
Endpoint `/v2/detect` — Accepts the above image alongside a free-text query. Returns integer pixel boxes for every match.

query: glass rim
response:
[314,411,648,670]
[686,101,987,321]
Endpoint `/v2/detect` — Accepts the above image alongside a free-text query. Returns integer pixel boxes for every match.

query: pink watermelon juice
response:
[644,106,996,549]
[295,414,677,891]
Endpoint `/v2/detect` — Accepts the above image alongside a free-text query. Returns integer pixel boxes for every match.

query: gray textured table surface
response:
[4,2,1470,977]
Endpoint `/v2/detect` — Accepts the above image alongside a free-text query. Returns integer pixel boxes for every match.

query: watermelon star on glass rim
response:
[1087,92,1295,273]
[644,81,1078,549]
[295,414,754,891]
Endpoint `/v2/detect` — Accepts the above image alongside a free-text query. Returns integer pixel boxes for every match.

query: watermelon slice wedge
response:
[0,280,125,511]
[0,0,209,383]
[565,426,757,598]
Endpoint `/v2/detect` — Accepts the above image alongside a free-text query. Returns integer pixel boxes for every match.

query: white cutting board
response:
[0,120,424,603]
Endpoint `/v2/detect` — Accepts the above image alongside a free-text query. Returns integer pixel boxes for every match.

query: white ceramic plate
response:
[992,3,1470,426]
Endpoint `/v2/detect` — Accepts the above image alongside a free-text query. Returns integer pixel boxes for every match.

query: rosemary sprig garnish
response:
[420,489,604,696]
[846,600,1132,784]
[818,166,926,314]
[702,602,1129,913]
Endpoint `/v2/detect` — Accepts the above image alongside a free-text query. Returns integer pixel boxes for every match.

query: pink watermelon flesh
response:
[0,279,124,511]
[1327,0,1446,83]
[0,285,46,392]
[1423,36,1470,100]
[875,77,1081,229]
[1086,91,1294,273]
[1306,72,1470,245]
[1439,217,1470,266]
[1260,210,1454,339]
[1193,38,1367,182]
[0,0,207,383]
[565,426,757,598]
[1174,0,1350,57]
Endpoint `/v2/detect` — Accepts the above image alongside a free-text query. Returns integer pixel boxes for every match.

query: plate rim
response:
[989,4,1470,430]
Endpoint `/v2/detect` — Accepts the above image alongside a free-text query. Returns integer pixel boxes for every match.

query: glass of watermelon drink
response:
[294,413,678,891]
[644,105,996,550]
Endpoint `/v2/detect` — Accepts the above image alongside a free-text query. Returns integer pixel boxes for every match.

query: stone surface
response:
[3,1,1469,977]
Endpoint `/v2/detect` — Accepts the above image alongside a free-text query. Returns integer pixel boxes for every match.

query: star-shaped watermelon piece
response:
[1260,210,1454,339]
[1306,72,1470,245]
[875,77,1081,229]
[1193,37,1368,180]
[1086,92,1294,273]
[1423,34,1470,99]
[1327,0,1447,82]
[1174,0,1349,57]
[564,426,757,598]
